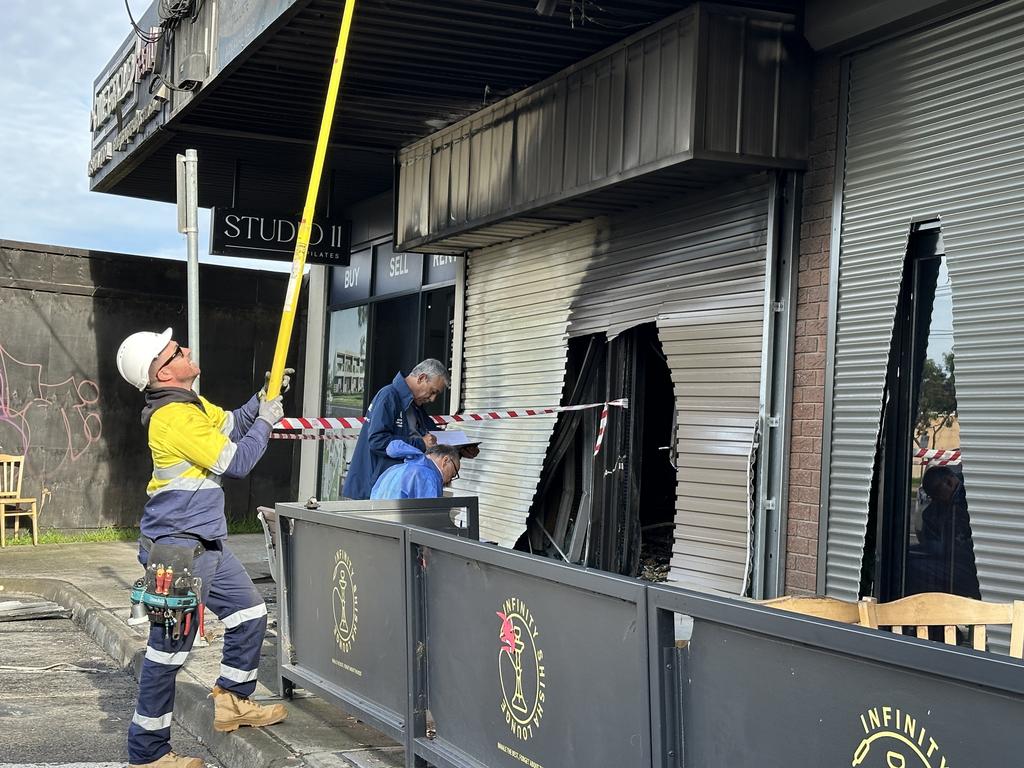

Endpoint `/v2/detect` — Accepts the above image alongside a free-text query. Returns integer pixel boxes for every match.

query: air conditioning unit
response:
[177,52,208,89]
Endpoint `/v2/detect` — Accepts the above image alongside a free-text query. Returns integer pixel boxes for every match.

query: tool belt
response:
[139,533,218,559]
[131,533,209,640]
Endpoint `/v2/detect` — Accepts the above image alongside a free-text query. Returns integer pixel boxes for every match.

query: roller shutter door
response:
[825,1,1024,613]
[457,176,769,589]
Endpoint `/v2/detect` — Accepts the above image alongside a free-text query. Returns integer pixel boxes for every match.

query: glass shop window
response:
[320,306,368,501]
[318,244,459,500]
[868,226,980,603]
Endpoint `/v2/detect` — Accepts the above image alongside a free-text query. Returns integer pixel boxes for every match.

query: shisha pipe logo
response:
[496,598,545,741]
[852,706,950,768]
[331,548,358,653]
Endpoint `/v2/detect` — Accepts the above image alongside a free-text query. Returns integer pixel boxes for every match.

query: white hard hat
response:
[117,328,173,391]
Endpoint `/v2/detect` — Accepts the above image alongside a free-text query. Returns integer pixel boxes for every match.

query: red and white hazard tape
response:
[913,448,962,465]
[271,433,357,440]
[274,398,629,432]
[272,399,629,455]
[277,416,368,430]
[594,403,610,457]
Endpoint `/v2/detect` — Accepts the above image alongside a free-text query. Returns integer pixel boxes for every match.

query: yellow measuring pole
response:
[266,0,357,400]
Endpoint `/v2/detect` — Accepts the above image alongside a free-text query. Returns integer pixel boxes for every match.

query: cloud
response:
[0,0,288,270]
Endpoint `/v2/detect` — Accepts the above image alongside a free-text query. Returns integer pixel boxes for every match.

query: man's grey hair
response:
[410,358,450,386]
[425,444,460,463]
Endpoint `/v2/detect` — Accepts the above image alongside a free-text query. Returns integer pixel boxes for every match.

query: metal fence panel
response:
[276,497,479,541]
[407,529,651,768]
[647,585,1024,768]
[277,508,411,741]
[275,511,1024,768]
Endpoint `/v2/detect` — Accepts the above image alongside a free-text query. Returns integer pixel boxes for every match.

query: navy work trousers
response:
[127,538,267,765]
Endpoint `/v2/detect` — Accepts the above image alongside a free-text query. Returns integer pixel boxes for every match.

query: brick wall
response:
[785,56,839,594]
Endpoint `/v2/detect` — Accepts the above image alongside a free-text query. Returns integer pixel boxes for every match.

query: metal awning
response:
[91,0,800,214]
[395,3,807,253]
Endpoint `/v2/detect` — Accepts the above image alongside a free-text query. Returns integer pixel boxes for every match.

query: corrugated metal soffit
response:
[824,0,1024,605]
[452,220,600,547]
[396,4,805,254]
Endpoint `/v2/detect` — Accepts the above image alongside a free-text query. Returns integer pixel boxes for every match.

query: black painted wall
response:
[0,241,306,532]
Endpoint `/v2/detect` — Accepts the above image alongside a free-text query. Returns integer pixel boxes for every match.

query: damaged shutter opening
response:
[453,177,770,597]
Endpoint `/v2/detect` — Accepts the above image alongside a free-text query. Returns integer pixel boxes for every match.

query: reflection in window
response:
[871,231,980,602]
[321,306,368,501]
[905,256,979,598]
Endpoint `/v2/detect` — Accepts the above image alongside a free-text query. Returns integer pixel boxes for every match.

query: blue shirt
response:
[342,372,433,499]
[370,441,444,500]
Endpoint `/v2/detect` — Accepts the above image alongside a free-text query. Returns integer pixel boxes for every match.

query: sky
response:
[0,1,287,272]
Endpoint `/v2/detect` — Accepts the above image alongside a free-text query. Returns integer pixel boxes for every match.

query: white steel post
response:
[177,149,201,392]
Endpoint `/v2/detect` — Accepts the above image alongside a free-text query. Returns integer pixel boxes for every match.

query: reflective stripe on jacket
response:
[142,394,269,541]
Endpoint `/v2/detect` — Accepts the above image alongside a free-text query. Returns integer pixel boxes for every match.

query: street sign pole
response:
[177,149,201,393]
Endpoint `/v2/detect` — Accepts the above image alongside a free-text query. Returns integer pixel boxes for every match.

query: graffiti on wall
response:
[0,344,103,490]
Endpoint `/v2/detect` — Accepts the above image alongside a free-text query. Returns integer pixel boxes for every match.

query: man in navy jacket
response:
[342,359,449,499]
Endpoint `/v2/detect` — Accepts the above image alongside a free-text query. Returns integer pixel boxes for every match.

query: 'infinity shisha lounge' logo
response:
[332,548,358,653]
[497,597,546,741]
[852,706,950,768]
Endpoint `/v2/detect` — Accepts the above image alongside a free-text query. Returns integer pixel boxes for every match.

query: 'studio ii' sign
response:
[210,208,352,266]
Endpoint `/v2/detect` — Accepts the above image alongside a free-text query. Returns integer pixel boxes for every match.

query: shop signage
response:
[373,242,423,297]
[330,248,373,304]
[425,253,459,285]
[88,31,165,179]
[210,207,351,266]
[90,36,158,132]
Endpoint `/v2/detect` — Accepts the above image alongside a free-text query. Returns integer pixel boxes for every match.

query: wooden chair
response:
[858,592,1024,658]
[0,454,38,547]
[759,595,862,624]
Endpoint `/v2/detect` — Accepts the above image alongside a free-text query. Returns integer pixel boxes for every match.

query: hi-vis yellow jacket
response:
[142,391,270,541]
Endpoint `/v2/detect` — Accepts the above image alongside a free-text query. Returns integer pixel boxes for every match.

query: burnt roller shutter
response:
[826,1,1024,615]
[454,221,600,546]
[457,177,769,593]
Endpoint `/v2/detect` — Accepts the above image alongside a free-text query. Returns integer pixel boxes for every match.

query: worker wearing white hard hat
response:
[116,327,175,391]
[116,328,292,768]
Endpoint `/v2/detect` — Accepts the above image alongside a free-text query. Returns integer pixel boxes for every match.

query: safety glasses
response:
[157,344,183,372]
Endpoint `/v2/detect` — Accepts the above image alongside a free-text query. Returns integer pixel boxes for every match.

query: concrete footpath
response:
[0,536,405,768]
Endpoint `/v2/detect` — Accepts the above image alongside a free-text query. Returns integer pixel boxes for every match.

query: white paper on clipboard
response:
[429,430,482,448]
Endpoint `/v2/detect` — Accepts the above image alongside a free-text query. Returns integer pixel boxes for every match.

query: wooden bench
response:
[758,595,861,624]
[858,592,1024,658]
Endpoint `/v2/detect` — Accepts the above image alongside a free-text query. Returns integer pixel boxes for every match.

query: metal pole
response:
[265,0,358,401]
[184,148,200,392]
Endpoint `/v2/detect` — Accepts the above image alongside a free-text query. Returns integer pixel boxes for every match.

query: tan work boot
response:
[129,751,204,768]
[210,685,287,732]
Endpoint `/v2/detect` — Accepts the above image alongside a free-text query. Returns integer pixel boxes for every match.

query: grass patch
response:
[3,527,141,546]
[227,519,265,535]
[3,518,265,546]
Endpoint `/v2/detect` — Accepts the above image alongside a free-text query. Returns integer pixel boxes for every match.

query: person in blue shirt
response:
[370,441,461,499]
[342,359,449,499]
